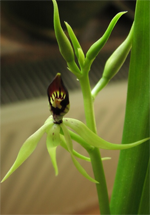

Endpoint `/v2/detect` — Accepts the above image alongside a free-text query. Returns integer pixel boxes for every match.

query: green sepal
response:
[64,118,149,150]
[46,124,61,175]
[86,11,127,61]
[1,122,52,183]
[52,0,74,63]
[48,147,58,175]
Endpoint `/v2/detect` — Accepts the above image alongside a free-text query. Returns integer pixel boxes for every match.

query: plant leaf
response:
[138,160,150,214]
[110,0,150,213]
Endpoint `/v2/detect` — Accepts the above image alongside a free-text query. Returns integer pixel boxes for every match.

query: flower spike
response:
[47,73,70,124]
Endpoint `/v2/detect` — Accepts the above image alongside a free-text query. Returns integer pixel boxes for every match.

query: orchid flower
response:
[1,74,149,183]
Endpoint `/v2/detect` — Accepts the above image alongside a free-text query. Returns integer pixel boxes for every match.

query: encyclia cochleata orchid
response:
[1,1,149,214]
[1,73,149,183]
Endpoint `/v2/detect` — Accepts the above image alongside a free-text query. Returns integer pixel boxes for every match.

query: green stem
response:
[79,74,97,132]
[88,147,110,215]
[79,75,110,214]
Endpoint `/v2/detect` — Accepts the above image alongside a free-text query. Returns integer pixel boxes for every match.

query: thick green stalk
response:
[79,75,110,214]
[110,0,150,214]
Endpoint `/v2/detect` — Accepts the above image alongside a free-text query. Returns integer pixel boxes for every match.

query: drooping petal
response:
[64,118,150,150]
[1,122,52,183]
[46,124,60,175]
[71,155,98,184]
[47,73,70,124]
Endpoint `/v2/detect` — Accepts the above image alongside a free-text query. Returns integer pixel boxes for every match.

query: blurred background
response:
[1,0,135,214]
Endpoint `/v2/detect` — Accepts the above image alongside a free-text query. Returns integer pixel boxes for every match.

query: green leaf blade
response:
[138,160,150,214]
[110,0,150,213]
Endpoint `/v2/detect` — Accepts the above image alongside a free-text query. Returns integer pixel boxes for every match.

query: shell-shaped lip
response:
[47,73,69,123]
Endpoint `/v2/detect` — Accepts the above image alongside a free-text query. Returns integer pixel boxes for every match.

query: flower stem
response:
[79,75,110,214]
[88,147,110,214]
[79,74,97,132]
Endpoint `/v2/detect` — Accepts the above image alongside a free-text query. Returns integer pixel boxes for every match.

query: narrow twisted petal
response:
[60,134,91,162]
[71,155,98,184]
[1,122,52,183]
[60,123,98,183]
[60,134,111,162]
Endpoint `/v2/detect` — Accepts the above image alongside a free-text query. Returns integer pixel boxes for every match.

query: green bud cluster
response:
[52,0,128,80]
